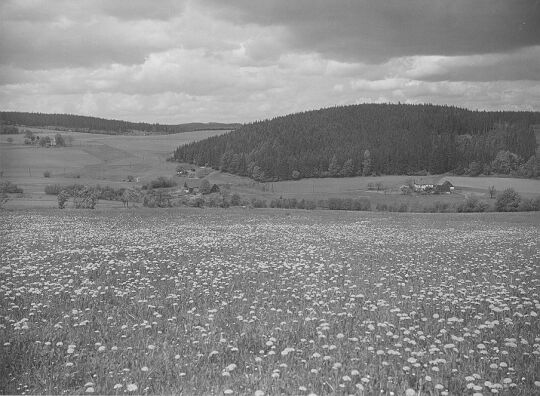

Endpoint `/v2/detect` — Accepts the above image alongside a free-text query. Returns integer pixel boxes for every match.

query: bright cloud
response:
[0,0,539,123]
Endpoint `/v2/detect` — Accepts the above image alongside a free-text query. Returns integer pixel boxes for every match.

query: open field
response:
[0,130,229,202]
[205,172,540,208]
[1,128,539,210]
[1,209,539,395]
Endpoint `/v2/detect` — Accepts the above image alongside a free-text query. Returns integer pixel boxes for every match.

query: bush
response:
[0,181,23,193]
[251,198,267,208]
[57,190,70,209]
[398,203,409,212]
[0,193,9,209]
[230,193,242,206]
[457,195,489,213]
[517,198,536,212]
[352,198,371,211]
[148,176,176,189]
[73,188,99,209]
[432,201,450,213]
[43,170,51,178]
[45,184,63,195]
[495,188,521,212]
[376,202,388,211]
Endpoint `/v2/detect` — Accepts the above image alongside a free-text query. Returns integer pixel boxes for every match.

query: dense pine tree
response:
[0,112,239,135]
[174,103,539,180]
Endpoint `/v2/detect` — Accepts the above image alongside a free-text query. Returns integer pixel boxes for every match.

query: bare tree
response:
[488,185,496,199]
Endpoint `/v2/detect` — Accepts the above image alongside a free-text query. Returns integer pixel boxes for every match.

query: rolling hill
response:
[173,103,540,181]
[0,111,241,135]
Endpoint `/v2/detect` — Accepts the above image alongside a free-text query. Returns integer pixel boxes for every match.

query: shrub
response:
[376,202,388,211]
[304,200,317,210]
[45,184,63,195]
[0,181,23,194]
[398,203,409,212]
[230,193,242,206]
[432,201,449,213]
[517,198,536,212]
[72,187,99,209]
[0,193,8,208]
[457,195,489,213]
[57,190,70,209]
[495,188,521,212]
[352,198,371,211]
[148,176,176,189]
[251,198,267,208]
[43,170,51,178]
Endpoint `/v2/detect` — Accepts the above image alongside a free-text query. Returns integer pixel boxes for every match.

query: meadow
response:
[1,209,539,395]
[0,130,229,191]
[2,128,539,211]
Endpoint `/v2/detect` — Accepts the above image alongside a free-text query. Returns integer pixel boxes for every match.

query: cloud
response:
[0,0,539,122]
[201,0,540,62]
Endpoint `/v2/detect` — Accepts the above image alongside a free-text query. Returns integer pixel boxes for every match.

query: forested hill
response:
[173,103,540,180]
[0,112,240,134]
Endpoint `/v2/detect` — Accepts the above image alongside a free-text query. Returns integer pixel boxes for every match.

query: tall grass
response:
[1,210,538,394]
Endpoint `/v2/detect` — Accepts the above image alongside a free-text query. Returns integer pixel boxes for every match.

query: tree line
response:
[0,112,240,135]
[173,103,540,180]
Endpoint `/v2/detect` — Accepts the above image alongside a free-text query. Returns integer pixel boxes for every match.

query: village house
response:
[410,180,454,194]
[435,180,454,194]
[413,183,434,193]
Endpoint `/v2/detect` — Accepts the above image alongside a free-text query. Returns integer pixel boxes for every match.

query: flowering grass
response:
[0,209,539,395]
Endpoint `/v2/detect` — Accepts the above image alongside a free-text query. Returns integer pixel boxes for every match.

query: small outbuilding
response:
[210,184,220,193]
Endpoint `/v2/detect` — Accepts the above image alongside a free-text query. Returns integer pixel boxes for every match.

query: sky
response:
[1,0,539,124]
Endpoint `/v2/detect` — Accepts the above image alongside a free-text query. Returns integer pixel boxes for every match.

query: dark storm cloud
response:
[0,0,185,69]
[202,0,540,62]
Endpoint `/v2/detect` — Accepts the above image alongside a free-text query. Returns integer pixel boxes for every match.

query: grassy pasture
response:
[1,128,539,209]
[0,130,229,205]
[0,209,539,395]
[206,171,540,207]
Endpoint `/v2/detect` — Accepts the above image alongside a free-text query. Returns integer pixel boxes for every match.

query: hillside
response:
[0,111,241,135]
[174,103,540,181]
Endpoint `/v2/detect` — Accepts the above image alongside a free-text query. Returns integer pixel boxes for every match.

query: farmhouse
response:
[184,178,201,194]
[413,183,434,193]
[435,180,454,194]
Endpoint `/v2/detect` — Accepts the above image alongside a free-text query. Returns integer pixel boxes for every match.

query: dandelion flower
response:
[127,384,138,392]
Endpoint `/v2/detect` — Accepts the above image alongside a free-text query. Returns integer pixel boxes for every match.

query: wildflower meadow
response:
[1,209,539,395]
